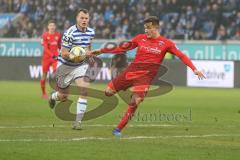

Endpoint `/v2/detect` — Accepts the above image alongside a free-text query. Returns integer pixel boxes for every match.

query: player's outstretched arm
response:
[87,41,138,57]
[86,49,102,57]
[168,43,206,80]
[88,34,142,57]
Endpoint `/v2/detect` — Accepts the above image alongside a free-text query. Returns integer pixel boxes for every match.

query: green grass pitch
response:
[0,81,239,160]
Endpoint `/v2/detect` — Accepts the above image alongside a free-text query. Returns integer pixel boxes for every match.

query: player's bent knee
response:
[135,97,144,105]
[105,87,116,97]
[105,90,114,97]
[79,89,88,97]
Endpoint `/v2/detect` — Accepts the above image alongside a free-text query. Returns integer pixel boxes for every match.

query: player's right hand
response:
[85,50,94,58]
[88,49,102,56]
[194,70,206,80]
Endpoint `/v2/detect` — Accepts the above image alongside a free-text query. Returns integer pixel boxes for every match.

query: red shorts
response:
[42,58,57,73]
[108,64,158,98]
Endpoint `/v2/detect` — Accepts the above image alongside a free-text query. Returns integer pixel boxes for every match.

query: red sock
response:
[40,79,46,95]
[116,103,137,130]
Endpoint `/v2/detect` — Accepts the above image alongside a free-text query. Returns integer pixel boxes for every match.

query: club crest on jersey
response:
[55,36,59,40]
[159,41,165,46]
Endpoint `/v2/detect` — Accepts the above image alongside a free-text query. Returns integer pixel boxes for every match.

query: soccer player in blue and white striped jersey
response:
[49,8,95,129]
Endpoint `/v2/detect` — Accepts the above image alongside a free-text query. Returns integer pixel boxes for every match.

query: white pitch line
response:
[0,124,175,129]
[0,134,239,142]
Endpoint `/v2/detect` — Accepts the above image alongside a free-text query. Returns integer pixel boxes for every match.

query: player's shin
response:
[76,98,87,122]
[116,102,138,130]
[40,79,46,95]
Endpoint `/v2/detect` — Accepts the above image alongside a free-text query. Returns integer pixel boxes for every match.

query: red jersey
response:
[41,32,61,59]
[101,34,196,71]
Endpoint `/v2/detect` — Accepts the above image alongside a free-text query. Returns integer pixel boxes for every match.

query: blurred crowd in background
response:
[1,0,240,40]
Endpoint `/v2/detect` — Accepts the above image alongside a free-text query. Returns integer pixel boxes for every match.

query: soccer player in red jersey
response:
[89,16,206,136]
[40,20,61,99]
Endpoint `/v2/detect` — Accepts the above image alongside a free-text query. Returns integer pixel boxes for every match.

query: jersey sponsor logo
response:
[140,46,162,54]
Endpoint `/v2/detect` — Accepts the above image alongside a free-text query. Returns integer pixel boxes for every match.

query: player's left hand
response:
[90,49,102,56]
[52,55,58,60]
[87,57,95,65]
[194,70,206,80]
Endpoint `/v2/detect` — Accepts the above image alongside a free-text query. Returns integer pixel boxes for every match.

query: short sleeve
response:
[61,32,73,49]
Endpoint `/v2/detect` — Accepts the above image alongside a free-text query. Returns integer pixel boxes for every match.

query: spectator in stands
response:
[1,0,240,40]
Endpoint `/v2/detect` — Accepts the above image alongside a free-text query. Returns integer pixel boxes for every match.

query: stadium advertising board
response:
[1,39,240,60]
[0,39,42,57]
[0,58,187,86]
[0,40,172,59]
[187,61,234,88]
[178,42,240,61]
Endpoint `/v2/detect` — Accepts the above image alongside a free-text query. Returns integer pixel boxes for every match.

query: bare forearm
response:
[99,41,137,54]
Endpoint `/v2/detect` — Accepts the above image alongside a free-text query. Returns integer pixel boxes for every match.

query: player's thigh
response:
[55,64,75,89]
[42,60,51,73]
[75,76,90,87]
[131,82,150,105]
[72,63,89,80]
[56,63,89,90]
[108,71,132,92]
[132,74,153,95]
[73,64,90,96]
[75,76,90,97]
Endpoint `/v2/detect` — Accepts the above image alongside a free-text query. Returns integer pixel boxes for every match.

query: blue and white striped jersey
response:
[59,25,95,66]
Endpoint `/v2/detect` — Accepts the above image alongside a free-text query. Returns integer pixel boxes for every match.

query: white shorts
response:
[55,62,89,89]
